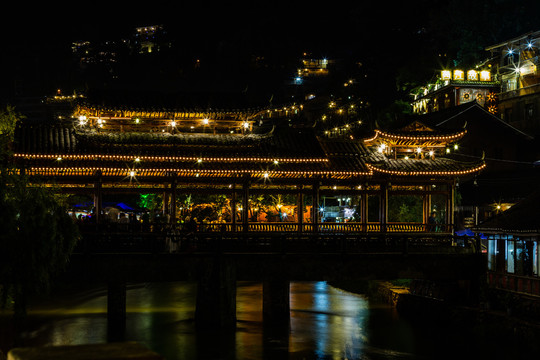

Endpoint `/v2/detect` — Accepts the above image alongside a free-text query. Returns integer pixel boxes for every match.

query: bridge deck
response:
[76,228,478,256]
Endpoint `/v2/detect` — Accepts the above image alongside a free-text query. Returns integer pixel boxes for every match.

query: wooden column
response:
[170,175,177,224]
[361,191,367,232]
[242,177,250,232]
[297,185,304,233]
[380,182,388,232]
[231,184,237,232]
[312,181,320,232]
[93,170,103,224]
[162,183,169,216]
[448,181,455,232]
[423,187,430,229]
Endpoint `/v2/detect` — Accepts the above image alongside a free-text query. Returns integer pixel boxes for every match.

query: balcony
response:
[499,82,540,101]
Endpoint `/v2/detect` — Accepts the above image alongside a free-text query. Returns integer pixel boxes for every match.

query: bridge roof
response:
[473,190,540,235]
[12,119,485,182]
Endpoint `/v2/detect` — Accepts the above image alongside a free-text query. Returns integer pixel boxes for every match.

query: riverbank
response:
[331,279,540,357]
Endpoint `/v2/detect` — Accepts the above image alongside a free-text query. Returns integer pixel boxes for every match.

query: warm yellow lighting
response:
[367,163,486,176]
[134,157,140,162]
[467,70,478,81]
[416,147,422,153]
[441,70,452,80]
[263,172,269,178]
[454,144,459,150]
[453,70,464,80]
[364,129,467,143]
[197,158,202,163]
[480,70,491,81]
[129,171,135,177]
[202,118,209,125]
[135,118,140,124]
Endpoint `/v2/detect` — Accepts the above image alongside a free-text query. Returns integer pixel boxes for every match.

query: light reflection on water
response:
[0,280,505,359]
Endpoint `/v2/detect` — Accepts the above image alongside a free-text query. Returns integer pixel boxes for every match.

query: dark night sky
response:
[4,1,540,109]
[5,2,431,58]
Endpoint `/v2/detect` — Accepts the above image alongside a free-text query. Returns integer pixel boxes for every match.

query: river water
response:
[0,281,533,359]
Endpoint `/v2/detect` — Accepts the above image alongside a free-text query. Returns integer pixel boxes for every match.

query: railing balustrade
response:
[74,225,473,256]
[159,221,452,234]
[488,271,540,297]
[76,221,454,236]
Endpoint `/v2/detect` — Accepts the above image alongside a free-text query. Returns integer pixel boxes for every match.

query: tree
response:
[0,107,80,318]
[0,105,19,139]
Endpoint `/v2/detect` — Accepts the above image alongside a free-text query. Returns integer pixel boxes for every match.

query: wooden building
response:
[474,190,540,297]
[411,69,500,115]
[11,101,485,234]
[486,30,540,138]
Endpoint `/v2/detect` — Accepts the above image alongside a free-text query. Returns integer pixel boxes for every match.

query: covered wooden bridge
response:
[12,102,485,236]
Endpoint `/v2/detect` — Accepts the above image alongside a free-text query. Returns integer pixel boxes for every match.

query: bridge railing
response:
[75,228,477,255]
[163,222,452,233]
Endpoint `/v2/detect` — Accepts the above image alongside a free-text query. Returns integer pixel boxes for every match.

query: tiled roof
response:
[473,190,540,234]
[12,121,485,180]
[368,158,486,176]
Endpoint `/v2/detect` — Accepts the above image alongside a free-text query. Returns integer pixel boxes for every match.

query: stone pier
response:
[195,257,237,330]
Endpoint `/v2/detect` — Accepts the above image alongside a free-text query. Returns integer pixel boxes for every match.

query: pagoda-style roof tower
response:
[363,121,467,160]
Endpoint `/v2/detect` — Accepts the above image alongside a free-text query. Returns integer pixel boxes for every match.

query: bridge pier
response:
[107,280,126,342]
[262,277,291,358]
[195,257,237,331]
[263,277,290,329]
